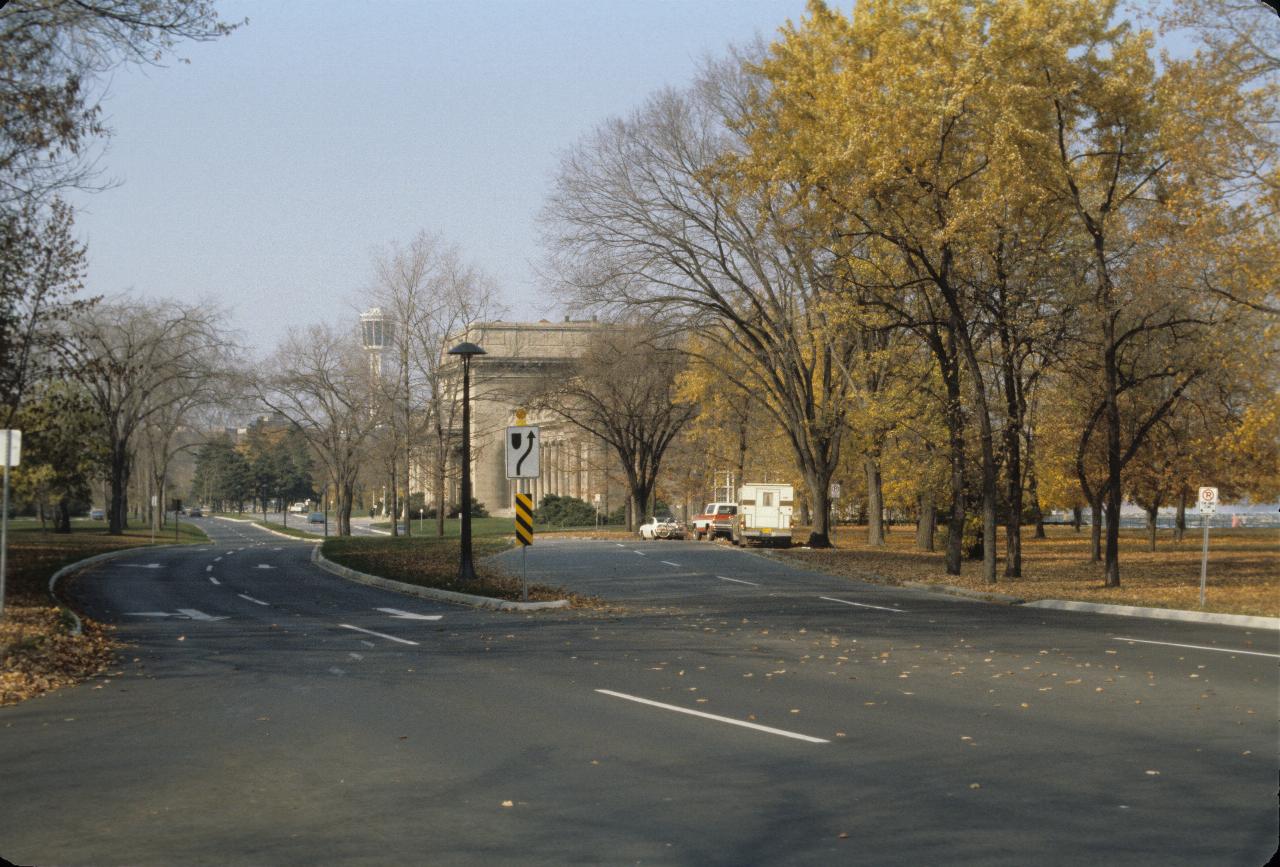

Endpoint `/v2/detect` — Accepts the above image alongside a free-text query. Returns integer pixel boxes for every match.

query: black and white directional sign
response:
[505,426,540,479]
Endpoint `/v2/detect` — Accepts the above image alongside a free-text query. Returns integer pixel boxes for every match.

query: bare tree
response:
[540,56,857,546]
[532,323,696,531]
[368,231,501,537]
[254,324,379,536]
[0,0,240,205]
[65,297,231,533]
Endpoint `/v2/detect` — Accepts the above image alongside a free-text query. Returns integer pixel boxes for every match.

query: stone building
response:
[439,319,626,519]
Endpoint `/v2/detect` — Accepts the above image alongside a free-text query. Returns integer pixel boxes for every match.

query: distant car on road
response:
[89,508,105,520]
[187,507,203,518]
[639,516,685,540]
[308,512,325,524]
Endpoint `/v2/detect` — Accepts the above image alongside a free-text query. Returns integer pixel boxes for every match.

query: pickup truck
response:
[691,502,737,540]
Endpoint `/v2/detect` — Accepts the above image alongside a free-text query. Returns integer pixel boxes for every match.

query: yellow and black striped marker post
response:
[514,493,533,546]
[515,492,533,602]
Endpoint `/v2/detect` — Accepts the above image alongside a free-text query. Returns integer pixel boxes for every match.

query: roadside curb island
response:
[213,515,322,542]
[310,546,570,612]
[902,580,1279,631]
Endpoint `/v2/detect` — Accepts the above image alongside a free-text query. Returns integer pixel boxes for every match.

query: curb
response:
[1022,599,1280,631]
[48,545,184,636]
[901,580,1025,605]
[310,546,569,612]
[214,515,322,542]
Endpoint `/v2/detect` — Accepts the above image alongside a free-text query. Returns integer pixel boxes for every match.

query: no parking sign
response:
[1197,486,1218,515]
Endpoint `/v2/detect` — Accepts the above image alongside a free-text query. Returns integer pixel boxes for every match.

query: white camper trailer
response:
[732,483,794,548]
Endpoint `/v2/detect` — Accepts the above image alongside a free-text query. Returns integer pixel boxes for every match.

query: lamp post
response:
[448,341,486,582]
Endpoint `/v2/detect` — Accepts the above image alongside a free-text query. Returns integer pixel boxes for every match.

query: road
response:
[0,520,1275,865]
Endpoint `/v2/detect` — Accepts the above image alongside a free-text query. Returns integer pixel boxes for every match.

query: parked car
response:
[639,515,685,540]
[187,507,203,518]
[691,502,737,540]
[89,508,105,520]
[730,483,794,548]
[308,511,326,524]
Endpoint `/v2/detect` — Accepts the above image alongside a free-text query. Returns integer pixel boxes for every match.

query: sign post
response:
[1,430,22,618]
[1197,486,1218,608]
[514,492,533,602]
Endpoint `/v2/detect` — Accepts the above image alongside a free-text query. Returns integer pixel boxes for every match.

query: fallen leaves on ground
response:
[775,526,1277,617]
[1,605,119,706]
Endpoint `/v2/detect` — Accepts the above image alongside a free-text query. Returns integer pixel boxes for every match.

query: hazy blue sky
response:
[67,0,808,354]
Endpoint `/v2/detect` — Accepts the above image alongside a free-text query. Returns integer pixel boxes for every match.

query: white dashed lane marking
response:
[820,596,905,614]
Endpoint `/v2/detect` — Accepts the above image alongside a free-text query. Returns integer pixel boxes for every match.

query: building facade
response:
[440,319,626,519]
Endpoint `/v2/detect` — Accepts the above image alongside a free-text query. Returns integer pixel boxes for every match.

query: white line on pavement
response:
[718,575,760,587]
[661,561,682,568]
[1112,636,1280,659]
[205,565,213,572]
[820,596,905,613]
[209,576,220,585]
[616,543,626,547]
[338,624,419,646]
[237,593,269,606]
[595,689,829,744]
[634,551,646,556]
[214,557,222,562]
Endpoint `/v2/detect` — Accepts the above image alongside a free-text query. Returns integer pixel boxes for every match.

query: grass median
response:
[773,524,1278,617]
[321,530,600,606]
[1,518,209,706]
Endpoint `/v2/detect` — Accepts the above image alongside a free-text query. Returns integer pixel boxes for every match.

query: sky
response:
[67,0,810,356]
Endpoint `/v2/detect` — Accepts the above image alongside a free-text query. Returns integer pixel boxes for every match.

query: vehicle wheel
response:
[656,526,671,539]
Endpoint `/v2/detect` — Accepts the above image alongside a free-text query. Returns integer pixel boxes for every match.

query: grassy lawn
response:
[1,518,209,705]
[775,524,1278,617]
[322,527,598,606]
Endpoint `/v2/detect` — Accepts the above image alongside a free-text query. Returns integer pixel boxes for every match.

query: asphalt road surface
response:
[1,520,1275,866]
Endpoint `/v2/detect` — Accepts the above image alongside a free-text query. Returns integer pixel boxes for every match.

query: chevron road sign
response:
[514,493,533,547]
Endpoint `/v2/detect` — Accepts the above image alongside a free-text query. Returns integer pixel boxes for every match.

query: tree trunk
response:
[108,445,131,535]
[1072,506,1082,533]
[802,467,833,547]
[864,453,884,547]
[435,441,447,538]
[944,396,965,576]
[916,490,935,551]
[1089,494,1103,563]
[1146,501,1159,551]
[1004,416,1023,578]
[55,497,72,533]
[1175,485,1187,542]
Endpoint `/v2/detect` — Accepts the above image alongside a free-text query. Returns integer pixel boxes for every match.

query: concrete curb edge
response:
[310,546,570,611]
[213,515,322,542]
[48,544,185,636]
[1022,599,1280,631]
[901,580,1025,605]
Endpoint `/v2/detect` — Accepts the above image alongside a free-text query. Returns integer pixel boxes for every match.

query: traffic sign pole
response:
[514,492,534,602]
[1196,486,1218,608]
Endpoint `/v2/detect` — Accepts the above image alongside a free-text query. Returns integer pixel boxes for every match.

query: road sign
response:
[1,430,20,466]
[829,482,841,500]
[505,426,540,479]
[514,492,533,546]
[1197,486,1218,515]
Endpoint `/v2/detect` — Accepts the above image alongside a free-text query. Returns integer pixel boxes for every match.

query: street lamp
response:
[448,340,486,581]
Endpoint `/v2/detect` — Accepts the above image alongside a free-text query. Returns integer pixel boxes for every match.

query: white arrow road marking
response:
[820,596,905,613]
[376,608,443,621]
[718,575,760,587]
[338,624,419,646]
[1112,636,1280,659]
[255,564,275,570]
[595,689,829,744]
[126,609,229,621]
[237,594,269,606]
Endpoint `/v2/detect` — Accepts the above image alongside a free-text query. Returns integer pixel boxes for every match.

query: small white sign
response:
[1,430,20,466]
[1197,486,1218,515]
[505,426,540,479]
[829,482,841,500]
